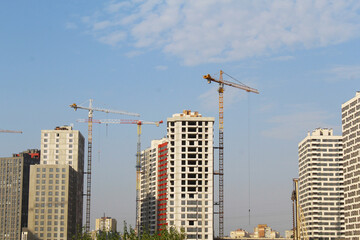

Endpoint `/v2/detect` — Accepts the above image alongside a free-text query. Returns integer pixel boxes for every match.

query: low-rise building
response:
[95,216,117,232]
[230,229,249,238]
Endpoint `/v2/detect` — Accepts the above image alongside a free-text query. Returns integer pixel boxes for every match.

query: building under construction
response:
[139,110,214,240]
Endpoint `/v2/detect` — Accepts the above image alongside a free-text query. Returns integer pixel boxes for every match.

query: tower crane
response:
[292,178,309,240]
[70,99,140,232]
[76,118,163,236]
[0,130,22,133]
[203,70,259,238]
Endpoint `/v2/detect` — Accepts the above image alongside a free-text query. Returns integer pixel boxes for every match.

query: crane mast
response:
[203,70,259,238]
[70,100,140,232]
[76,118,162,236]
[292,178,309,240]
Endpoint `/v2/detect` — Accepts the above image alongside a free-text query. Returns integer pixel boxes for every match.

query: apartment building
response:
[27,126,84,240]
[298,128,344,239]
[95,216,117,232]
[139,110,214,239]
[342,92,360,239]
[139,138,167,234]
[0,149,40,240]
[166,110,214,240]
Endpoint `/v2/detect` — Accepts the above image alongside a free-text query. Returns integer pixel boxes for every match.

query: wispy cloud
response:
[125,50,143,58]
[262,110,336,140]
[198,86,248,111]
[65,22,78,30]
[155,65,168,71]
[98,31,126,46]
[80,0,360,65]
[326,65,360,81]
[271,55,295,61]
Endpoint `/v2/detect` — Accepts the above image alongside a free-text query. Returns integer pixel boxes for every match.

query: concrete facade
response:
[27,165,80,240]
[139,138,167,234]
[139,110,214,239]
[166,110,214,240]
[40,126,84,172]
[342,92,360,239]
[0,150,40,240]
[298,128,344,239]
[95,216,117,232]
[27,126,84,240]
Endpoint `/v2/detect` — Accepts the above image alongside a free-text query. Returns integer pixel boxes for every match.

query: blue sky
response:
[1,0,360,236]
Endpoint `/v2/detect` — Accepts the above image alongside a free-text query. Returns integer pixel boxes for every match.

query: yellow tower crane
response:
[203,70,259,238]
[76,118,163,236]
[70,99,140,232]
[292,178,309,240]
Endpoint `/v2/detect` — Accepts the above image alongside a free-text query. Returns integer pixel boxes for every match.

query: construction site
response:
[1,70,354,240]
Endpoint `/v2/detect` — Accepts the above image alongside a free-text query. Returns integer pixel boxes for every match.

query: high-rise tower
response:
[0,149,40,240]
[27,126,84,240]
[139,138,168,234]
[139,110,214,239]
[298,128,344,239]
[166,110,214,240]
[342,92,360,239]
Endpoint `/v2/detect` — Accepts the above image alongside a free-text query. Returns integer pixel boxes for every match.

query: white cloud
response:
[262,110,336,140]
[98,31,126,46]
[105,1,131,13]
[81,0,360,65]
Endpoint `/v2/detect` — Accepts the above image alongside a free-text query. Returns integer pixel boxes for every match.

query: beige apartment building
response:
[0,150,40,240]
[95,216,117,232]
[342,92,360,239]
[298,128,344,239]
[27,126,84,240]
